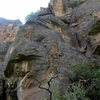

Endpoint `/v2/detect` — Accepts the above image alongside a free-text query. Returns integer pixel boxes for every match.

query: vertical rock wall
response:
[0,18,21,100]
[0,0,100,100]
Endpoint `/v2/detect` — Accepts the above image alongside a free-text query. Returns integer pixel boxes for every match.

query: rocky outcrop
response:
[0,42,13,100]
[4,20,88,100]
[0,17,22,42]
[0,18,21,100]
[48,0,100,57]
[0,0,100,100]
[70,0,100,58]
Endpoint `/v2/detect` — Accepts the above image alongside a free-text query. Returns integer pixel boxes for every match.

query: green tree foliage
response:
[69,0,80,7]
[51,82,90,100]
[64,83,90,100]
[50,61,100,100]
[67,61,100,100]
[25,11,39,22]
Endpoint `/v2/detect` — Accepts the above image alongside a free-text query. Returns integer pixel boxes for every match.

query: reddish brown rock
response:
[1,0,100,100]
[0,18,21,100]
[0,17,22,42]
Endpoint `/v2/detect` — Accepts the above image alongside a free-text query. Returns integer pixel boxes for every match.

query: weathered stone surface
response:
[0,17,22,42]
[71,1,100,21]
[70,0,100,57]
[0,0,100,100]
[49,0,87,16]
[48,0,100,58]
[0,18,21,100]
[0,42,14,100]
[49,0,64,15]
[4,20,87,100]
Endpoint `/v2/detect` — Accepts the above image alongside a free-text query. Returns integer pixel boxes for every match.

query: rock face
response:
[48,0,100,57]
[0,17,22,42]
[0,18,21,100]
[70,0,100,58]
[0,42,13,100]
[0,0,100,100]
[4,20,87,100]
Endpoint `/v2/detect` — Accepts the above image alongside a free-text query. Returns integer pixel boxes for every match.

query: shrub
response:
[51,82,90,100]
[25,11,39,22]
[42,61,99,100]
[64,83,90,100]
[51,82,62,100]
[50,61,100,100]
[67,61,100,100]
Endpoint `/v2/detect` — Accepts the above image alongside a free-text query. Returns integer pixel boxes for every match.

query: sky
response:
[0,0,50,23]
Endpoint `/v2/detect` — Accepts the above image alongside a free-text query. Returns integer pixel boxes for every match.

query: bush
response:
[67,61,94,81]
[51,82,90,100]
[25,11,39,22]
[51,83,62,100]
[50,61,100,100]
[69,0,80,7]
[64,83,90,100]
[67,61,100,100]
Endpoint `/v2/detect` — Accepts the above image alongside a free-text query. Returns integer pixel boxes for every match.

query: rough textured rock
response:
[70,0,100,58]
[4,20,87,100]
[0,17,22,42]
[49,0,70,15]
[0,18,21,100]
[48,0,87,16]
[0,0,100,100]
[48,0,100,58]
[0,42,13,100]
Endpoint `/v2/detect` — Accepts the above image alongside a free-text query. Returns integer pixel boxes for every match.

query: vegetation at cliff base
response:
[51,61,100,100]
[67,61,100,100]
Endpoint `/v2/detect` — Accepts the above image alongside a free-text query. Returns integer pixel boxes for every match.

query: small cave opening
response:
[0,80,7,100]
[0,80,18,100]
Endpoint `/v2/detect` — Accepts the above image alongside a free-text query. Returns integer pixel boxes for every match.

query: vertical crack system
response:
[36,76,57,100]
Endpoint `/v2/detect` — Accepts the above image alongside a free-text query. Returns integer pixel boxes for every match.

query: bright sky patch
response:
[0,0,50,22]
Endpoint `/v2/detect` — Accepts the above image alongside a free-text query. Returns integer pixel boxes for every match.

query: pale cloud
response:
[0,0,50,22]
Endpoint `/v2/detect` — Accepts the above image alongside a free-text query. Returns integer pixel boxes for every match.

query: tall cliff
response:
[0,17,22,42]
[0,0,100,100]
[0,18,21,100]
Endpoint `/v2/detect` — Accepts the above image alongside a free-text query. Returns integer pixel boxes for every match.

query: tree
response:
[25,11,39,22]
